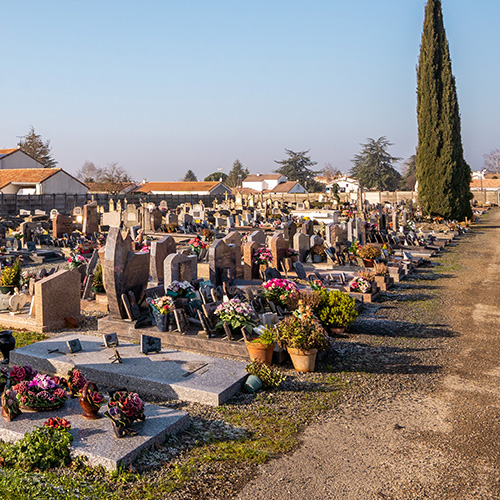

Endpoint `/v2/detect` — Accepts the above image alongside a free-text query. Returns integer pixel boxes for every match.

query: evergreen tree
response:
[350,137,402,191]
[226,159,249,188]
[18,126,57,168]
[204,171,228,182]
[274,149,320,191]
[183,169,198,182]
[416,0,472,220]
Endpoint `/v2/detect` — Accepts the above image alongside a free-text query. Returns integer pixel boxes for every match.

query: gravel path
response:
[237,210,500,500]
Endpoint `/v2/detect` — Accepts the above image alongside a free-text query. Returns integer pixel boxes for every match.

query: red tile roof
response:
[135,181,224,193]
[269,181,302,193]
[0,168,62,189]
[0,148,19,156]
[231,187,259,195]
[470,179,500,189]
[244,174,283,182]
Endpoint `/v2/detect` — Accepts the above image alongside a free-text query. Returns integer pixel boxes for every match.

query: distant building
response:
[0,168,88,195]
[327,175,359,194]
[242,174,287,192]
[470,178,500,191]
[86,182,139,195]
[266,181,307,194]
[134,181,231,196]
[0,147,45,169]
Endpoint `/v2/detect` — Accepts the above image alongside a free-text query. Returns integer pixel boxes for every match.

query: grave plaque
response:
[103,333,119,347]
[52,214,73,238]
[140,334,161,354]
[173,309,189,334]
[82,202,99,236]
[67,338,82,353]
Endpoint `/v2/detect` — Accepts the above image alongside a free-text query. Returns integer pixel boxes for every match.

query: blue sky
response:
[1,0,498,181]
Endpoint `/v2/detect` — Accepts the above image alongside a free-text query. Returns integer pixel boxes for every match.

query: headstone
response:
[325,223,336,247]
[392,211,398,232]
[123,205,140,229]
[227,217,235,228]
[296,202,305,210]
[301,220,314,236]
[163,253,198,288]
[166,212,178,225]
[149,236,176,284]
[242,241,260,280]
[34,269,81,329]
[101,211,121,228]
[173,309,189,334]
[19,209,31,216]
[283,221,297,243]
[293,232,310,262]
[102,228,150,319]
[208,239,236,287]
[82,202,99,236]
[27,241,37,252]
[52,214,73,239]
[223,231,243,279]
[247,230,266,245]
[347,219,354,242]
[269,234,288,271]
[50,209,59,219]
[140,334,161,354]
[180,213,193,226]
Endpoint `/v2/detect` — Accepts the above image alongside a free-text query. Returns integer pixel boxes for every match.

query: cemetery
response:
[0,193,475,477]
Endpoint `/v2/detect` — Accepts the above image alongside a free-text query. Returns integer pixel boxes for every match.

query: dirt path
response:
[237,210,500,499]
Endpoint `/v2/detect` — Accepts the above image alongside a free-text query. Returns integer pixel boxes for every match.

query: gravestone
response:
[293,232,310,262]
[296,202,305,210]
[166,212,178,225]
[242,241,260,280]
[332,211,340,224]
[180,213,193,226]
[247,230,266,245]
[269,234,288,271]
[101,211,121,228]
[163,253,198,289]
[208,239,236,287]
[141,335,161,354]
[123,205,140,229]
[293,261,307,280]
[356,218,366,245]
[52,214,73,238]
[34,269,81,330]
[226,216,235,228]
[392,211,398,232]
[223,231,243,279]
[103,333,119,347]
[102,227,150,319]
[82,202,99,236]
[149,235,177,284]
[301,220,314,237]
[325,223,336,247]
[50,209,59,219]
[347,219,354,242]
[283,221,297,243]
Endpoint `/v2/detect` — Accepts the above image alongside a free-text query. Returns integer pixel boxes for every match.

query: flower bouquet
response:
[147,295,175,331]
[67,254,89,270]
[11,230,22,241]
[12,368,68,411]
[215,298,255,332]
[66,368,87,397]
[349,276,372,294]
[44,417,71,431]
[104,390,145,437]
[262,278,298,307]
[166,280,196,299]
[253,247,273,266]
[188,237,207,255]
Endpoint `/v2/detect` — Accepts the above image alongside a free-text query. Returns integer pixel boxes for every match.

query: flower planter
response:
[151,310,172,332]
[363,259,375,268]
[0,330,15,364]
[0,286,14,295]
[246,341,274,365]
[328,327,346,336]
[287,347,318,372]
[20,401,66,412]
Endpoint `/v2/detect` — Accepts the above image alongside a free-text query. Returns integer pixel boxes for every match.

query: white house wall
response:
[40,171,88,194]
[0,151,43,170]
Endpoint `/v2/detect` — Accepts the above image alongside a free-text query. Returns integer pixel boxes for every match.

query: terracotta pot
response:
[246,341,274,365]
[287,347,318,372]
[1,404,20,422]
[79,382,102,419]
[363,259,375,267]
[328,327,346,336]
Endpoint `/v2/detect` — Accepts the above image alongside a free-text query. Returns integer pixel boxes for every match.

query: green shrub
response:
[246,360,286,389]
[1,258,21,287]
[276,314,328,351]
[249,326,276,345]
[4,426,72,470]
[315,289,358,329]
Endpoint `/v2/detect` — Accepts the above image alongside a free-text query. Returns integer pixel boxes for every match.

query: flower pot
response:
[0,286,14,295]
[328,327,346,336]
[287,347,318,372]
[244,375,263,393]
[363,259,375,267]
[246,341,274,365]
[1,405,20,422]
[79,382,102,419]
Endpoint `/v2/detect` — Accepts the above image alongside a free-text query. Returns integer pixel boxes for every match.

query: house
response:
[242,174,287,192]
[0,168,88,195]
[266,181,307,194]
[134,181,231,196]
[327,175,360,194]
[470,179,500,191]
[0,147,45,169]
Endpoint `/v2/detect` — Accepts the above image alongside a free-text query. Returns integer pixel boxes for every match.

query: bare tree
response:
[483,149,500,174]
[100,162,134,194]
[76,160,103,183]
[322,163,342,182]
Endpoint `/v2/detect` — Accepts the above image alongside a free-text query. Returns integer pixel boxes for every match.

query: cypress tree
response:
[416,0,472,221]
